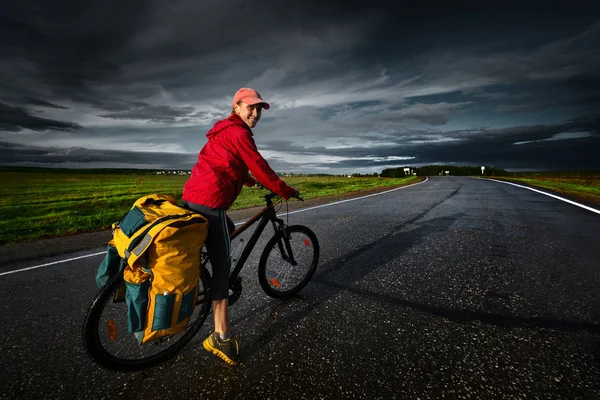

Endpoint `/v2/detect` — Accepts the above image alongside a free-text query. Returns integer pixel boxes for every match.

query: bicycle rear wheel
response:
[258,225,319,298]
[82,267,211,371]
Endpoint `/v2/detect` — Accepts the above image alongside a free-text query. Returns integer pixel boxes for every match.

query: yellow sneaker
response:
[203,331,240,365]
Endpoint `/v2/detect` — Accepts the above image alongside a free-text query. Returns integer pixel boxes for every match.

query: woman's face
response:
[234,101,262,128]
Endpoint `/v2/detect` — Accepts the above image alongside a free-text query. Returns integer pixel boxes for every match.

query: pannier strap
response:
[125,214,187,256]
[129,234,153,258]
[123,213,205,261]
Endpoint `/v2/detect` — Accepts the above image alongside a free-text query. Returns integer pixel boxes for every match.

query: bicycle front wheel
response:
[82,267,211,371]
[258,225,319,298]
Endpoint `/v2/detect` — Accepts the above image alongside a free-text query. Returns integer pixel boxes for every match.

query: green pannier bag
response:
[95,239,124,288]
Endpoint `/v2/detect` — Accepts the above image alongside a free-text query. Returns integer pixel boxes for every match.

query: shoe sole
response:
[203,340,239,366]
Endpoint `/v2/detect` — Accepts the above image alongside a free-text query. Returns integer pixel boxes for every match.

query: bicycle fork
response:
[272,220,298,266]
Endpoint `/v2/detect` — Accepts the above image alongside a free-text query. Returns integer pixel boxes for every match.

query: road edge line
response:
[0,251,107,277]
[480,178,600,216]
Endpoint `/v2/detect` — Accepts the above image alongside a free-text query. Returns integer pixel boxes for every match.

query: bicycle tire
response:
[258,225,319,298]
[82,266,212,371]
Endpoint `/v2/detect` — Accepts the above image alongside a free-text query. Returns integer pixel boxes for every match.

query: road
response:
[1,176,599,400]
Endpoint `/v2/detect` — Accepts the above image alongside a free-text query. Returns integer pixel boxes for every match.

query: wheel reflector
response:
[107,319,117,342]
[302,238,310,247]
[270,278,281,287]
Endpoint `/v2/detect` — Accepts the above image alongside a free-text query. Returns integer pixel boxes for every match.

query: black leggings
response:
[183,201,235,300]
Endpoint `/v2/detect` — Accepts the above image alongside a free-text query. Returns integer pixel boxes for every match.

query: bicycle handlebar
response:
[264,192,278,202]
[263,192,303,202]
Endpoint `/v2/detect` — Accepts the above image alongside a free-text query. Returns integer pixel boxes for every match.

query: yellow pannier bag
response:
[112,194,208,344]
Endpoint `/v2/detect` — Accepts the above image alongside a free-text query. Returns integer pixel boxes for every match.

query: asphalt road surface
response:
[1,176,599,400]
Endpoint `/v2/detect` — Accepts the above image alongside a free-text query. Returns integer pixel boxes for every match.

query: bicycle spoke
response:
[258,226,319,298]
[84,271,211,370]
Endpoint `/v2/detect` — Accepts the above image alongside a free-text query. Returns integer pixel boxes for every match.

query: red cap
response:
[232,88,270,110]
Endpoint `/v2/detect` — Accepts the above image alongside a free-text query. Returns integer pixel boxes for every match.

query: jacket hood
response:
[206,113,251,139]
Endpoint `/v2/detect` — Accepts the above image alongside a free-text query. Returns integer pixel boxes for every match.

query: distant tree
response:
[380,165,508,177]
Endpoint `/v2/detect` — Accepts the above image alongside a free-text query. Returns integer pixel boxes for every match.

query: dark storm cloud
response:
[4,1,594,104]
[261,115,600,170]
[0,2,145,95]
[0,0,374,101]
[0,102,80,132]
[0,113,597,171]
[99,104,196,123]
[495,103,553,114]
[408,116,600,170]
[0,141,196,169]
[23,97,68,109]
[1,0,600,171]
[385,102,473,125]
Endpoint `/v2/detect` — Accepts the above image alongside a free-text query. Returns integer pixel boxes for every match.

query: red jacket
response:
[183,113,296,209]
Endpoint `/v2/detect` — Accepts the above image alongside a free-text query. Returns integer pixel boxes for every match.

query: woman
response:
[182,87,297,365]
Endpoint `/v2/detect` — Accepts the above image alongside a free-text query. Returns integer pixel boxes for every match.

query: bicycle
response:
[82,191,320,371]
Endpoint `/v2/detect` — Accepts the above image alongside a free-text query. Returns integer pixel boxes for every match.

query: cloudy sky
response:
[1,1,599,173]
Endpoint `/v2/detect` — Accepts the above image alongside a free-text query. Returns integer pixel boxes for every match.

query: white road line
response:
[2,178,429,277]
[0,251,107,277]
[484,178,600,215]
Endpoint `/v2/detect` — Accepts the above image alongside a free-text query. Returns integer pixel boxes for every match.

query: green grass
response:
[487,175,600,207]
[0,172,420,244]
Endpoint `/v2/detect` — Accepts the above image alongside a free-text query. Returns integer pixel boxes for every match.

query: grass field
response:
[484,174,600,208]
[0,172,420,244]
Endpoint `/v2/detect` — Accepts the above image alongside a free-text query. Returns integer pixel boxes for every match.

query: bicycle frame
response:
[227,194,296,281]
